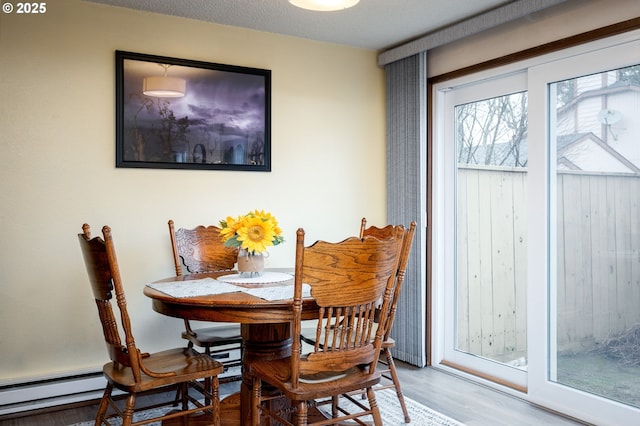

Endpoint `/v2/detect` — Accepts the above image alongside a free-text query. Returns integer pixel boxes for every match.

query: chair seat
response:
[182,324,242,346]
[103,347,224,393]
[381,336,395,348]
[250,357,381,401]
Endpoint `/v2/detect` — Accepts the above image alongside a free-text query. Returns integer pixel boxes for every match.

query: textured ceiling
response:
[85,0,512,50]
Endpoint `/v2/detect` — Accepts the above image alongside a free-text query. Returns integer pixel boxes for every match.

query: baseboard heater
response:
[0,370,108,417]
[0,348,242,417]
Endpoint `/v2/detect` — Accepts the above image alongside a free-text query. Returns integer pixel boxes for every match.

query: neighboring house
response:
[556,74,640,172]
[557,132,640,173]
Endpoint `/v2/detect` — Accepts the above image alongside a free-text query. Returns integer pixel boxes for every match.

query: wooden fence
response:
[456,166,640,359]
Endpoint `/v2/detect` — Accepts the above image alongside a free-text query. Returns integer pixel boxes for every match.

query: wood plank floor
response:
[0,362,589,426]
[395,363,588,426]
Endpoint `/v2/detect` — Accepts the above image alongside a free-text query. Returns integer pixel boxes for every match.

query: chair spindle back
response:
[168,220,238,276]
[78,224,144,379]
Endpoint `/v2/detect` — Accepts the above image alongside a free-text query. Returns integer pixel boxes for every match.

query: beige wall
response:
[0,0,385,381]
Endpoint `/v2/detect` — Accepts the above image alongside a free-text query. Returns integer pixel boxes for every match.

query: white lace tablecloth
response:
[147,273,310,301]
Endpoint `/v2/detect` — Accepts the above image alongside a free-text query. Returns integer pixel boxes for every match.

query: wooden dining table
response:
[143,270,319,426]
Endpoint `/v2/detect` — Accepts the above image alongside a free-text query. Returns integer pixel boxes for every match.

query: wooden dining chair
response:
[250,227,404,426]
[78,224,223,426]
[359,217,417,423]
[168,220,243,380]
[300,218,417,422]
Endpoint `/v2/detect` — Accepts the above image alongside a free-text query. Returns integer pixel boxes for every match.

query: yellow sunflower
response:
[219,210,284,254]
[251,210,285,245]
[236,215,277,254]
[219,215,243,243]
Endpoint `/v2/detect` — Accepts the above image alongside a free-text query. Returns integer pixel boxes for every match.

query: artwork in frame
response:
[115,51,271,171]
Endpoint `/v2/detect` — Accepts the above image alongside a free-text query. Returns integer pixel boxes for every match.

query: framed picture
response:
[115,51,271,171]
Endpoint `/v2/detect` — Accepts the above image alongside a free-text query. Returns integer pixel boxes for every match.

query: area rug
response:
[69,389,464,425]
[317,388,465,425]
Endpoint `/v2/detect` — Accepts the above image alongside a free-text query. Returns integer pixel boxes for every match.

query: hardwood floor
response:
[395,363,588,426]
[0,362,589,426]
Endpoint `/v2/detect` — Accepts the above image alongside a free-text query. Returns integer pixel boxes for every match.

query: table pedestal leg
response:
[240,322,292,425]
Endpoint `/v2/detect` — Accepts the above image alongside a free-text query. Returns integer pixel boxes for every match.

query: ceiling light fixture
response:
[289,0,360,12]
[143,64,186,98]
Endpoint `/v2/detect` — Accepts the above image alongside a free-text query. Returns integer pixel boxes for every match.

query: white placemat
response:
[216,271,293,285]
[147,277,242,298]
[239,283,311,301]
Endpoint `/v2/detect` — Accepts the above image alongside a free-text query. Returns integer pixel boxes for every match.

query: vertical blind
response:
[384,52,428,366]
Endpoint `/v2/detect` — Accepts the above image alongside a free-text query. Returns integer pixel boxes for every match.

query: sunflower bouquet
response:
[219,210,284,255]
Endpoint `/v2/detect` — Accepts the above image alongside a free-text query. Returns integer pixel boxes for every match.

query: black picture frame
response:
[115,51,271,171]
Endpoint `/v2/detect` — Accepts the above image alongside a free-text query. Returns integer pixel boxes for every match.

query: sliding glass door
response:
[433,30,640,425]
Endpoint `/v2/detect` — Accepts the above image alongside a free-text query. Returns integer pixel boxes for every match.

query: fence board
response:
[468,168,482,355]
[479,172,496,355]
[615,177,635,330]
[457,167,640,358]
[589,175,610,341]
[456,167,471,351]
[513,173,527,355]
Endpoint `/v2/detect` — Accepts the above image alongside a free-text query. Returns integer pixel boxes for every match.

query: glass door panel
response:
[455,92,528,369]
[549,64,640,409]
